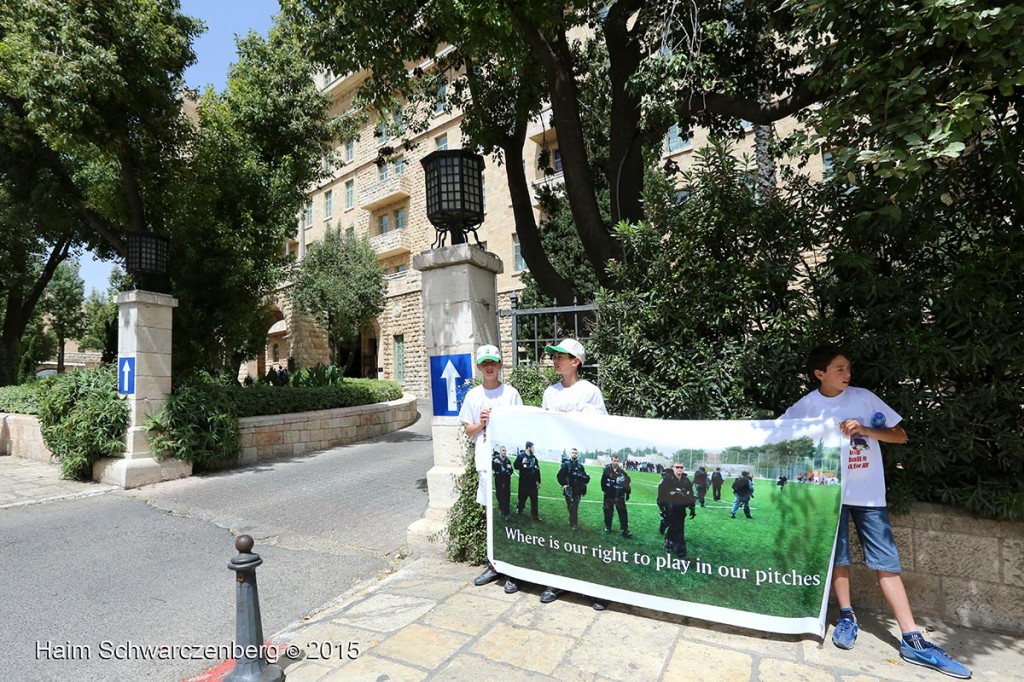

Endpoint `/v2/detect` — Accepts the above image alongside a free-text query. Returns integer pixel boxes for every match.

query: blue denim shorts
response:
[835,505,902,573]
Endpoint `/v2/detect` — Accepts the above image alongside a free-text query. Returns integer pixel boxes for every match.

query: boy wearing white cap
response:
[458,343,523,593]
[539,338,610,610]
[542,338,606,414]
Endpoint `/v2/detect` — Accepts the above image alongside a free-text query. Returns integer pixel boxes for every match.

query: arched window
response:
[272,343,280,363]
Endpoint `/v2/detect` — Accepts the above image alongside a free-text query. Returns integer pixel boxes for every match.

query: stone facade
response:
[235,394,418,465]
[847,502,1024,635]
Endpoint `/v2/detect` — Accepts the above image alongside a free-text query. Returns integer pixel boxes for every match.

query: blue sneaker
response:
[831,614,859,649]
[900,640,972,679]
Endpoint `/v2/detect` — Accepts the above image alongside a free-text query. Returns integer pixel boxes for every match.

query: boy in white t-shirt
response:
[538,338,610,611]
[782,345,970,679]
[458,344,523,594]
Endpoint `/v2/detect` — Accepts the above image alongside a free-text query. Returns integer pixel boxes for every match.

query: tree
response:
[1,0,337,382]
[291,229,386,370]
[40,261,86,373]
[281,0,829,300]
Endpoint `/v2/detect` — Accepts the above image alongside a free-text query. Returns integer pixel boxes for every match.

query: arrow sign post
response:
[118,356,136,395]
[429,353,473,416]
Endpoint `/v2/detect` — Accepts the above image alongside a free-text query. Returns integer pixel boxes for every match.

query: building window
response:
[324,153,335,174]
[822,151,834,178]
[394,156,406,175]
[345,179,354,209]
[740,119,754,133]
[324,190,333,219]
[395,207,407,230]
[345,226,355,238]
[323,68,334,87]
[434,82,447,114]
[345,138,355,161]
[513,235,526,272]
[272,343,280,363]
[553,149,563,173]
[394,335,405,382]
[396,263,407,273]
[378,162,390,181]
[435,133,448,150]
[379,213,391,235]
[304,201,313,226]
[665,124,691,153]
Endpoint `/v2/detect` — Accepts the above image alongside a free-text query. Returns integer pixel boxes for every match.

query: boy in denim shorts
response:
[782,345,971,679]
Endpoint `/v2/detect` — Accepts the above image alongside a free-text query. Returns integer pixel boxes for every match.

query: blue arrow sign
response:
[429,353,472,416]
[118,357,136,395]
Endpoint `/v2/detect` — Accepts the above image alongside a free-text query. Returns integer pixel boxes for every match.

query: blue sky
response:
[79,0,280,295]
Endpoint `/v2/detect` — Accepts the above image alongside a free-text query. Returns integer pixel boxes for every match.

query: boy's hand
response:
[479,407,491,425]
[840,419,865,436]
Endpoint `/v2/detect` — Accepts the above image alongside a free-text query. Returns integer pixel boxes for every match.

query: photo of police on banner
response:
[486,407,844,636]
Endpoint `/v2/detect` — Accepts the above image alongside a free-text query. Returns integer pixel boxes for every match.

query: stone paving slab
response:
[0,456,117,509]
[262,555,1024,682]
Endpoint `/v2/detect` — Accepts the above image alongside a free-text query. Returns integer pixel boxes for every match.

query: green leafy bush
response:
[0,382,41,415]
[149,378,404,469]
[506,362,557,408]
[36,365,128,480]
[289,363,346,387]
[597,141,817,421]
[440,456,487,565]
[148,377,241,471]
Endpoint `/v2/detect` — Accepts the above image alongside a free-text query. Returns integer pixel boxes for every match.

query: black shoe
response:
[516,508,523,515]
[503,514,512,522]
[532,516,543,523]
[571,524,578,531]
[473,565,500,586]
[729,513,736,518]
[621,530,633,539]
[745,514,753,519]
[540,587,563,604]
[605,526,613,533]
[504,578,519,594]
[592,599,608,611]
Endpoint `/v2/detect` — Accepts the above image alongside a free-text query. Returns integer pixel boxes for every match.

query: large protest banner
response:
[486,407,843,636]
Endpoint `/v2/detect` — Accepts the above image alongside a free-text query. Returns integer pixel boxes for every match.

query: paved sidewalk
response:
[0,455,117,509]
[217,554,1019,682]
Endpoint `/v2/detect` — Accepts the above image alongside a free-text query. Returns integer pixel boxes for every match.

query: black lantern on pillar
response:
[125,230,170,293]
[420,149,485,247]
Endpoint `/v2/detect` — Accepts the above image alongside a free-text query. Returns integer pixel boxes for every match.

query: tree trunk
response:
[520,21,622,288]
[501,122,580,306]
[57,335,66,373]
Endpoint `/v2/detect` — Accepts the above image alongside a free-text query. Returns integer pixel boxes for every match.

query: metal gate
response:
[498,293,599,372]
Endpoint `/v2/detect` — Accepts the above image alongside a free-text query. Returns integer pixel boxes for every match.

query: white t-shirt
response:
[458,383,523,471]
[542,379,607,415]
[782,386,902,507]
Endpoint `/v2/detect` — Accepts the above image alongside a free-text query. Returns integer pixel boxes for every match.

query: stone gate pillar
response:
[407,244,502,549]
[93,291,192,488]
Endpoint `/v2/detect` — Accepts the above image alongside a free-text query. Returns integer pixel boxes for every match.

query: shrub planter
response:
[234,393,418,466]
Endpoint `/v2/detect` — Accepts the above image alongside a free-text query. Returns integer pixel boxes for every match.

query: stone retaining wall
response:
[0,414,52,462]
[235,394,419,465]
[849,502,1024,635]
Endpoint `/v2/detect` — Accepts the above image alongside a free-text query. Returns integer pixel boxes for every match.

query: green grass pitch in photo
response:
[492,461,841,618]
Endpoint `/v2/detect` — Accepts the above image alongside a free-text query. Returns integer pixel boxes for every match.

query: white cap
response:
[544,338,586,365]
[476,344,501,364]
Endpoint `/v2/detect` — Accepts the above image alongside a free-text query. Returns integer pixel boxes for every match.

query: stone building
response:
[248,54,828,396]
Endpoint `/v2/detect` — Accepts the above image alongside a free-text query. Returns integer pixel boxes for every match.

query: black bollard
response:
[225,535,285,682]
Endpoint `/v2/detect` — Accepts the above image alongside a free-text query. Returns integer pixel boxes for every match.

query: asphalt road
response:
[0,402,433,682]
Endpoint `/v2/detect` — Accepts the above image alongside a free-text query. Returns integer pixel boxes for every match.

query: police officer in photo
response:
[601,455,632,538]
[693,466,709,508]
[658,462,695,559]
[514,441,542,521]
[711,467,725,501]
[556,447,590,530]
[493,446,515,522]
